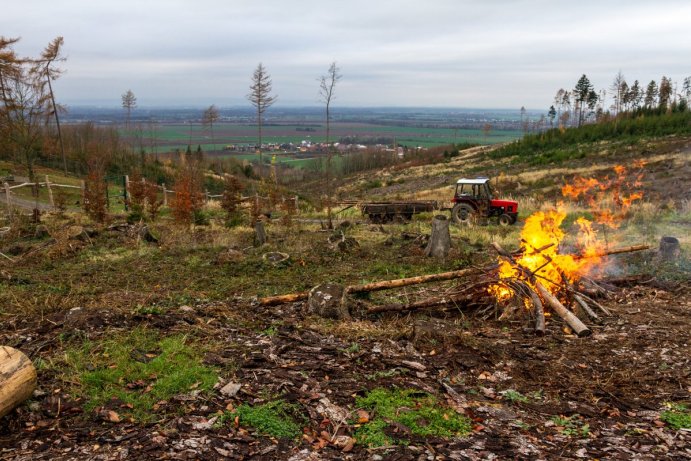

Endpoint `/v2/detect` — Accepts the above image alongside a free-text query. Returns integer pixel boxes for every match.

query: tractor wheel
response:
[498,214,512,226]
[451,204,475,225]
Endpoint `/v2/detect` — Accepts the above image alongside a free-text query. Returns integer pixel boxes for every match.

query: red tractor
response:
[451,177,518,226]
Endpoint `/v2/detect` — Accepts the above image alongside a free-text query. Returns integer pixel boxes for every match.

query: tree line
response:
[545,72,690,130]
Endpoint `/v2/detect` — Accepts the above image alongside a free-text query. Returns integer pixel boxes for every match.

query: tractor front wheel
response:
[452,204,475,225]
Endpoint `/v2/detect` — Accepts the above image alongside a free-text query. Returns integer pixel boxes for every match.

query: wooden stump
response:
[425,215,451,259]
[307,283,350,320]
[254,221,267,246]
[0,346,37,418]
[659,236,680,262]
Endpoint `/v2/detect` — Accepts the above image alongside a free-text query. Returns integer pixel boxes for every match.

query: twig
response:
[575,292,612,316]
[574,294,600,322]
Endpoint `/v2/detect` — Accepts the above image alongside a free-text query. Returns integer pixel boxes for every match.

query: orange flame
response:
[492,210,603,300]
[491,162,645,303]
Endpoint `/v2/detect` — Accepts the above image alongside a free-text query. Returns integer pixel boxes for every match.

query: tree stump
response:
[254,221,267,246]
[307,283,350,320]
[138,225,159,243]
[425,215,451,258]
[0,346,37,418]
[659,236,680,262]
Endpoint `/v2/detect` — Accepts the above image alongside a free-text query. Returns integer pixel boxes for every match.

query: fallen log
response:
[0,346,37,418]
[259,267,483,306]
[574,294,600,322]
[522,283,545,336]
[575,244,650,259]
[367,290,481,314]
[576,293,612,316]
[535,283,591,337]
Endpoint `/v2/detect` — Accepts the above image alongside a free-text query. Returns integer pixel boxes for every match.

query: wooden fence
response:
[1,175,299,215]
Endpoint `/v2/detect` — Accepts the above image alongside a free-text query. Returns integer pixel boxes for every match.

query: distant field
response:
[136,122,521,159]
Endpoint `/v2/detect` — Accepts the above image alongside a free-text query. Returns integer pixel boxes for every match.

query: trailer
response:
[361,201,438,223]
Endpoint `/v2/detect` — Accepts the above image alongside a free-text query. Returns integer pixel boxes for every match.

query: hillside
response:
[0,132,690,460]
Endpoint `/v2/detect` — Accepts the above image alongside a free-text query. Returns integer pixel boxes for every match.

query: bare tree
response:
[3,69,51,181]
[610,70,626,116]
[33,37,67,174]
[0,36,22,127]
[121,89,137,129]
[202,104,220,152]
[318,62,342,227]
[247,63,276,178]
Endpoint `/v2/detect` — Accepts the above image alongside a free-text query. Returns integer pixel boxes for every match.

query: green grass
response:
[500,389,529,403]
[220,400,303,439]
[550,414,590,438]
[354,388,472,447]
[65,327,218,422]
[661,404,691,430]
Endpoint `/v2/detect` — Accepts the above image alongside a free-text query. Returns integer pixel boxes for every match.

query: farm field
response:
[0,135,690,460]
[134,122,521,155]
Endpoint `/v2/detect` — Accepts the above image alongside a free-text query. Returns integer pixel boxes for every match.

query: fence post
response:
[105,177,110,210]
[80,180,86,206]
[205,189,210,203]
[123,175,129,211]
[45,175,54,208]
[3,182,11,210]
[294,195,299,214]
[162,183,167,206]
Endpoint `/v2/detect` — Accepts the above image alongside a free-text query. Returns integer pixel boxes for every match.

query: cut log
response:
[425,215,451,259]
[259,292,309,306]
[349,267,479,295]
[524,285,545,336]
[0,346,37,418]
[535,283,591,337]
[573,294,600,322]
[259,266,482,306]
[576,293,612,316]
[575,244,651,259]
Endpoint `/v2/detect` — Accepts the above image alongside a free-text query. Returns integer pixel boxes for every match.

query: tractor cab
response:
[451,177,518,225]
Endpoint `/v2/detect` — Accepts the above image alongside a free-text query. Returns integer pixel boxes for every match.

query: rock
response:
[262,252,289,266]
[219,382,242,397]
[316,397,350,425]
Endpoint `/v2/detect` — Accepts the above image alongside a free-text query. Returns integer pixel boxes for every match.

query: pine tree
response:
[574,74,594,126]
[247,63,277,179]
[644,80,658,109]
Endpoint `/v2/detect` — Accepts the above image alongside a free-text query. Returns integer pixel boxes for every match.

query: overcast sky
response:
[4,0,690,110]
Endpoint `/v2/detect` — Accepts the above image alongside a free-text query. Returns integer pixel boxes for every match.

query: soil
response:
[1,277,689,460]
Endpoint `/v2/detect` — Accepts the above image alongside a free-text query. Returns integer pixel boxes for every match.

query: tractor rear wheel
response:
[498,214,512,226]
[451,204,475,225]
